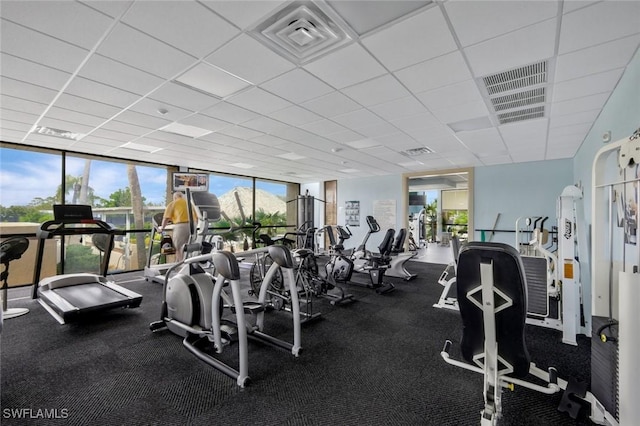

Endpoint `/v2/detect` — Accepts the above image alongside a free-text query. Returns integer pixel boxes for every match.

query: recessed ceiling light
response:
[230,162,255,169]
[346,139,381,149]
[447,116,493,133]
[340,168,360,173]
[119,142,163,153]
[277,152,306,160]
[160,122,212,138]
[176,63,251,98]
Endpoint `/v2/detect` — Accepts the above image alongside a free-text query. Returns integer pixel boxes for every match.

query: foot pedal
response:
[230,302,265,315]
[557,377,588,419]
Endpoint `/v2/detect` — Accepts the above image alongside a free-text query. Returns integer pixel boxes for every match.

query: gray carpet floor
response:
[1,259,593,425]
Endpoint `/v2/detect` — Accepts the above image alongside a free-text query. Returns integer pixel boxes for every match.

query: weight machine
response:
[590,129,640,425]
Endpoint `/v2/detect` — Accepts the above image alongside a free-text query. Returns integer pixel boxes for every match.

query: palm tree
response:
[127,164,146,269]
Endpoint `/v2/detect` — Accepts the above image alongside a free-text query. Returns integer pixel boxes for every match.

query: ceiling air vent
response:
[402,147,434,156]
[483,61,547,95]
[249,1,355,65]
[491,87,546,112]
[497,106,545,125]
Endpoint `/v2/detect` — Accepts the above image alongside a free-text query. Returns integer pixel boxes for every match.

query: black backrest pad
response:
[378,229,395,255]
[190,191,221,221]
[456,242,530,378]
[268,245,294,268]
[212,251,240,280]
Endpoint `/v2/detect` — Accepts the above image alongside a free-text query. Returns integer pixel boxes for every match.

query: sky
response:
[0,147,286,207]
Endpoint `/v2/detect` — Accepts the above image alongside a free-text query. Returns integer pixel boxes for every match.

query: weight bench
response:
[440,242,611,425]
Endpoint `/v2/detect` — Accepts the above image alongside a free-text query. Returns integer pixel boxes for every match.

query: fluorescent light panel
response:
[277,152,306,160]
[31,125,84,141]
[230,162,255,169]
[160,122,212,138]
[119,142,163,153]
[177,63,251,98]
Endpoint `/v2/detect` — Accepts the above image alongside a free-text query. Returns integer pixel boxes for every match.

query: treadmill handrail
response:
[37,219,123,238]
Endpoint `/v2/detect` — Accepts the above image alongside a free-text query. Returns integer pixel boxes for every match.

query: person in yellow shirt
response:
[159,192,196,262]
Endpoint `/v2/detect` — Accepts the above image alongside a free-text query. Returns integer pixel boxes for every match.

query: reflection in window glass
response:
[255,179,299,243]
[208,173,253,251]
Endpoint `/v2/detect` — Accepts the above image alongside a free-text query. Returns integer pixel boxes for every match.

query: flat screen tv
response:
[172,172,209,192]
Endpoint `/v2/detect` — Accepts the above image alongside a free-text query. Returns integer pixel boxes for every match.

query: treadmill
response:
[32,204,142,324]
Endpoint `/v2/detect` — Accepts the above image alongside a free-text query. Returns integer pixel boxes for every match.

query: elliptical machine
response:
[150,244,301,387]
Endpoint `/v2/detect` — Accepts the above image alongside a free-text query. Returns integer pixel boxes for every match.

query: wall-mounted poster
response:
[373,199,396,232]
[346,201,360,226]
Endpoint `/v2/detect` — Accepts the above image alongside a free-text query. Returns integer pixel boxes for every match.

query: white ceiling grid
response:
[0,0,639,183]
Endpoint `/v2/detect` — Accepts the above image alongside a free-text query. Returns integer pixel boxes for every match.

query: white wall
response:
[473,159,573,246]
[337,174,403,250]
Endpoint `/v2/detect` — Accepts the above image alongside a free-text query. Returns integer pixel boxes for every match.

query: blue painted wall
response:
[473,159,573,246]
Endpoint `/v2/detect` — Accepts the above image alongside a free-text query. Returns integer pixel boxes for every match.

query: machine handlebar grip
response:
[548,367,558,385]
[442,340,452,354]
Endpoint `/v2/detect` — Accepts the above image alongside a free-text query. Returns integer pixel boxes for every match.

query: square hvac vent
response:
[402,147,434,156]
[491,87,546,112]
[483,61,547,95]
[249,1,355,65]
[497,106,545,125]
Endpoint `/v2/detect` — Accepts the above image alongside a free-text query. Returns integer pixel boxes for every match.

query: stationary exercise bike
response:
[150,244,301,387]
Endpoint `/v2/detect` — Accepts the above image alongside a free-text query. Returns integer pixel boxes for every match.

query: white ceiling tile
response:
[205,34,295,85]
[89,127,136,142]
[548,122,591,139]
[0,108,39,125]
[38,117,95,135]
[0,53,71,91]
[552,68,624,102]
[341,74,411,107]
[551,93,610,117]
[0,20,89,73]
[562,1,598,14]
[301,91,361,118]
[97,23,196,79]
[100,120,152,137]
[0,78,58,105]
[149,82,220,112]
[217,125,265,140]
[559,1,640,54]
[356,121,400,139]
[481,154,512,166]
[55,93,122,119]
[444,0,558,47]
[79,0,133,18]
[300,120,349,137]
[114,110,171,130]
[456,128,507,154]
[251,134,291,147]
[390,112,440,131]
[242,116,287,134]
[66,77,140,108]
[332,109,385,129]
[374,132,417,148]
[1,0,114,50]
[178,114,231,133]
[416,79,484,111]
[79,54,166,97]
[128,97,193,122]
[464,19,557,77]
[555,35,640,82]
[369,96,427,121]
[45,107,106,128]
[431,101,489,125]
[362,7,457,71]
[395,51,472,93]
[499,118,549,145]
[176,63,250,98]
[1,95,47,116]
[203,0,286,30]
[303,43,387,89]
[270,106,323,127]
[509,149,546,163]
[226,88,292,115]
[123,1,239,58]
[362,6,457,70]
[325,129,365,144]
[201,102,259,124]
[261,69,334,104]
[550,109,600,128]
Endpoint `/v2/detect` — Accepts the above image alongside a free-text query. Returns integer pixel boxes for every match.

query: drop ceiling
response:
[1,0,639,183]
